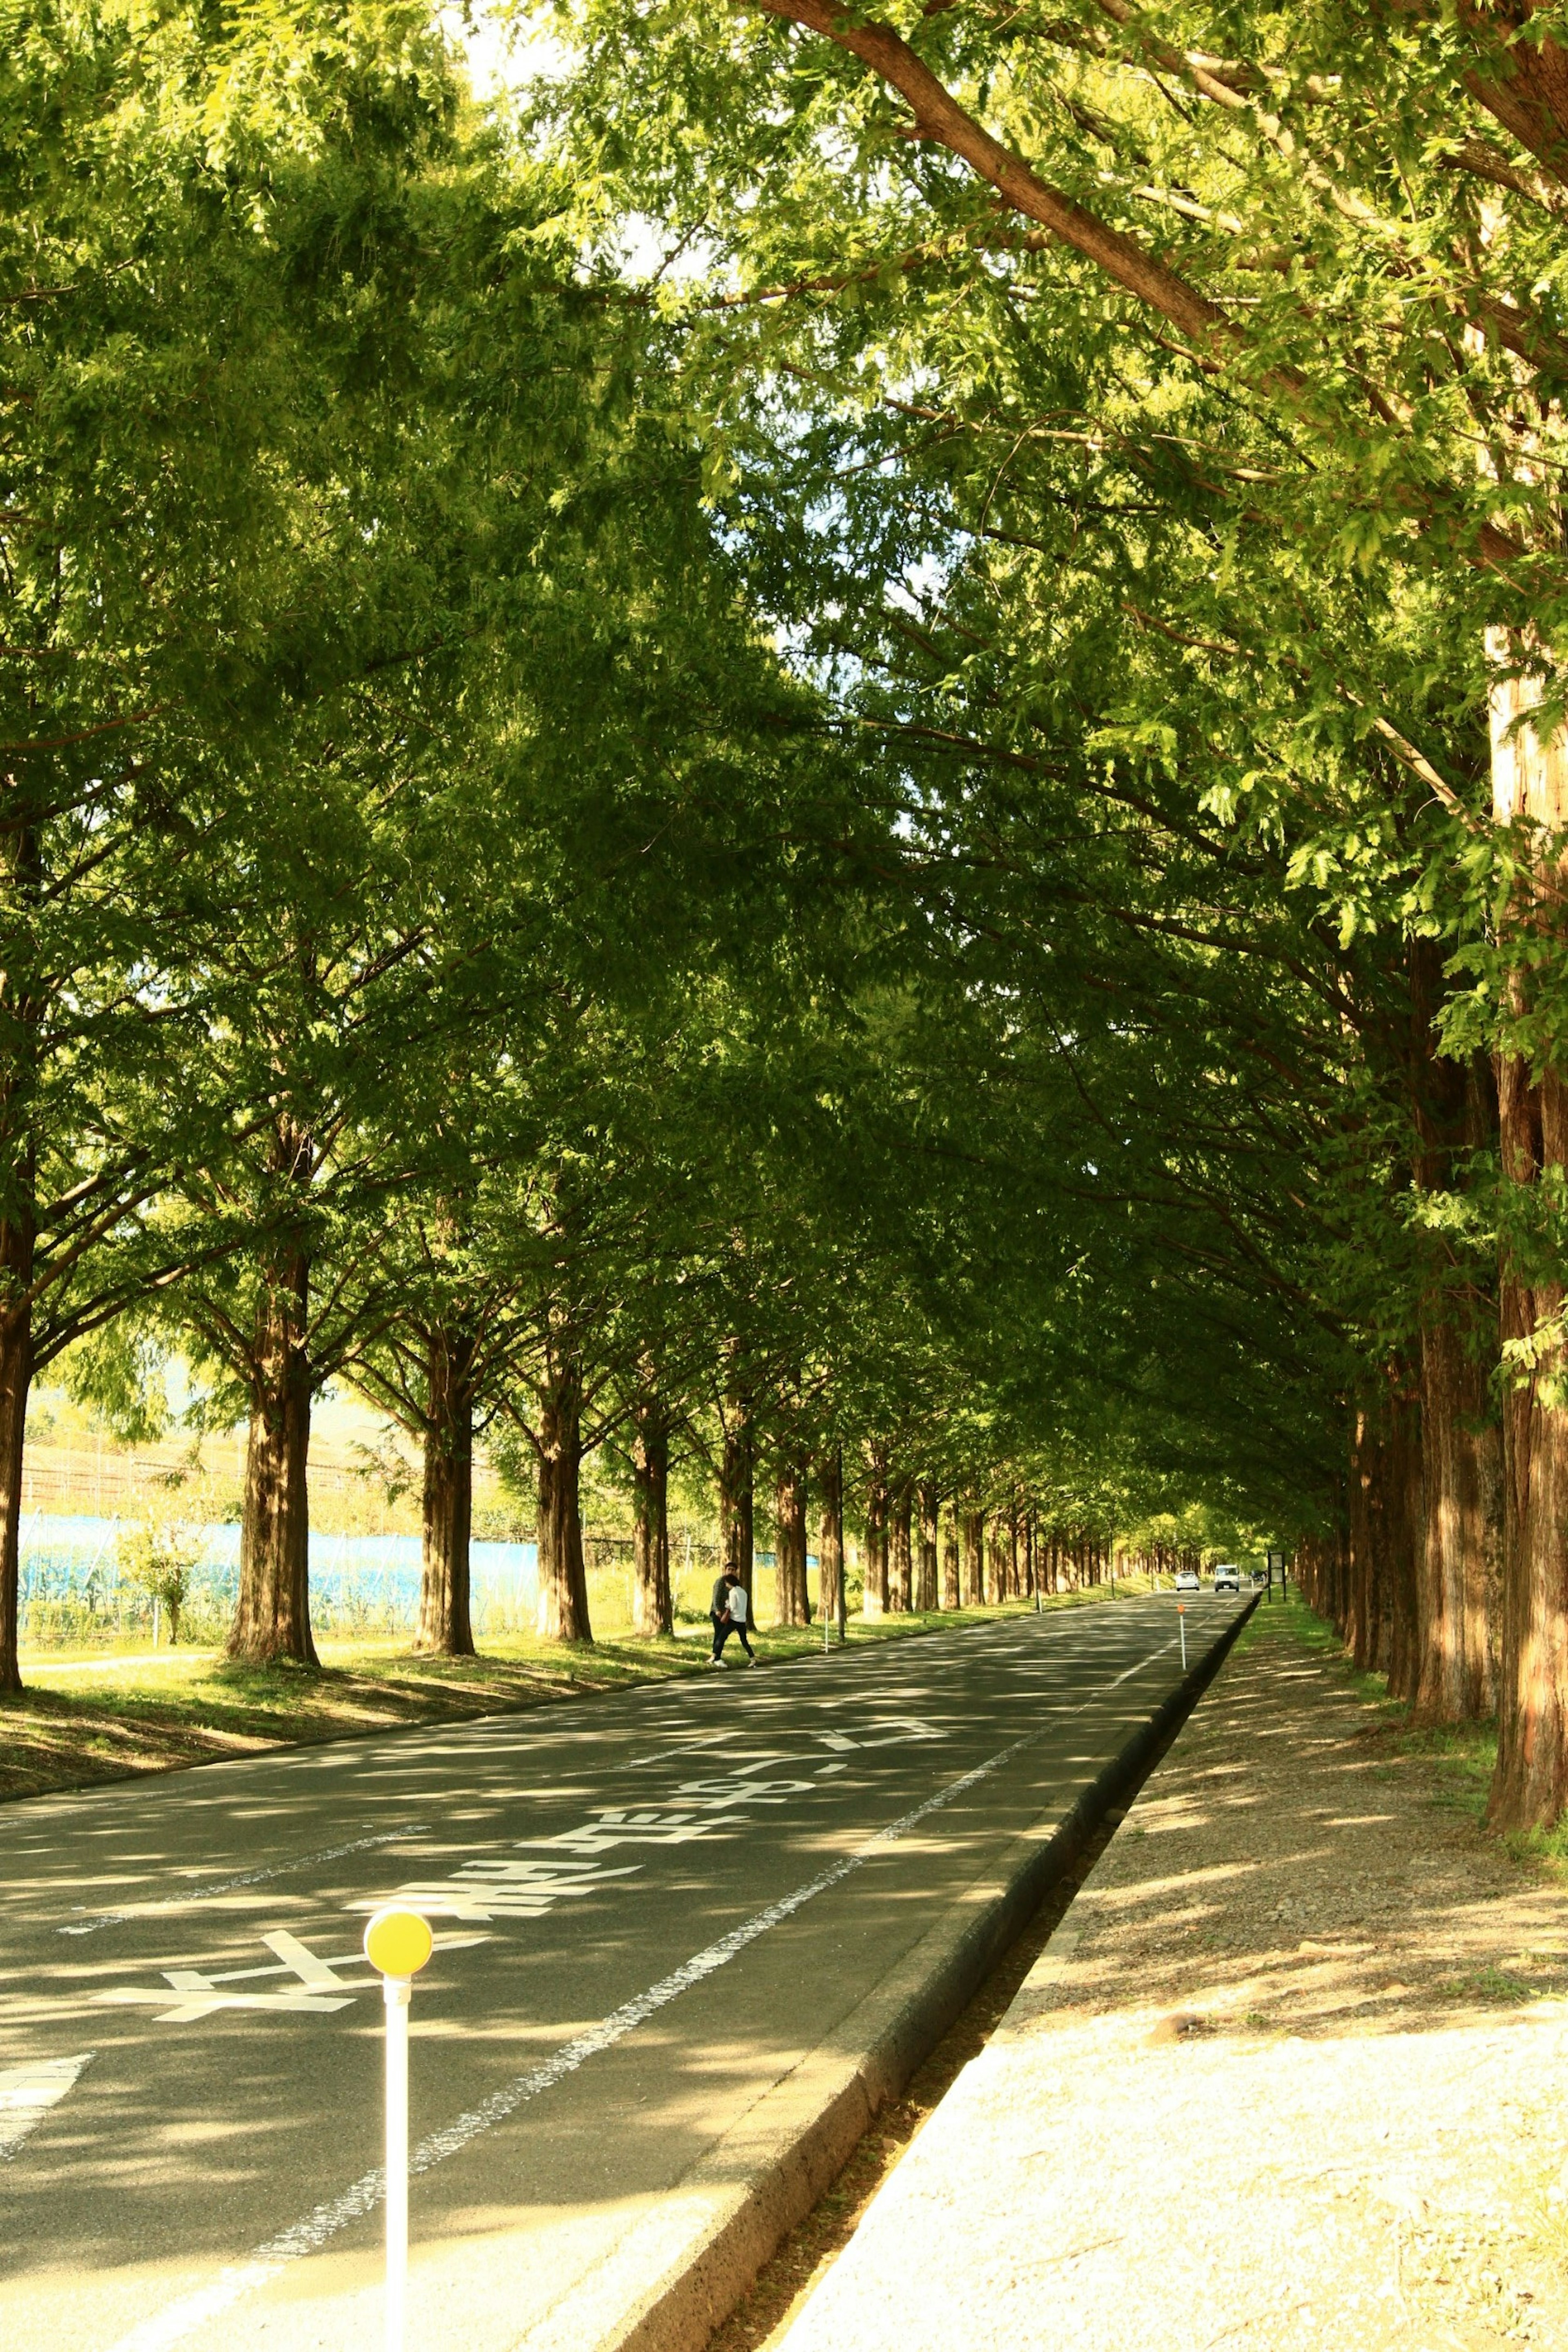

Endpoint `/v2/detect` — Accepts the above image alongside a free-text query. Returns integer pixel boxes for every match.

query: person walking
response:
[708,1568,757,1666]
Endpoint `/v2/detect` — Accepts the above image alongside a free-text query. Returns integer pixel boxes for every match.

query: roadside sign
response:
[363,1909,434,2352]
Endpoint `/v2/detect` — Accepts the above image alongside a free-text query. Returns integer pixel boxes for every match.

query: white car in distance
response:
[1212,1562,1241,1593]
[1174,1566,1200,1594]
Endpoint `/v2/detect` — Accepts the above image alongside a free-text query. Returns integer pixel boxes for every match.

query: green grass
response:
[1,1593,1105,1804]
[1248,1588,1530,1849]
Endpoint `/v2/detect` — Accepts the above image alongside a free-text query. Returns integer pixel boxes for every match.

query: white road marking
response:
[100,1635,1176,2352]
[60,1824,428,1938]
[94,1618,1203,2350]
[97,1933,359,2024]
[0,2052,92,2160]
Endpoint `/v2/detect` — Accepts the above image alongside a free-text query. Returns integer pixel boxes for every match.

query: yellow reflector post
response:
[364,1908,434,1980]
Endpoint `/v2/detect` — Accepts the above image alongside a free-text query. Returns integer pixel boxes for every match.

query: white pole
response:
[384,1974,410,2352]
[363,1909,432,2352]
[1178,1604,1187,1671]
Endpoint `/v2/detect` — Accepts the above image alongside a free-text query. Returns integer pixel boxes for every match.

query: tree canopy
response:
[15,0,1568,1829]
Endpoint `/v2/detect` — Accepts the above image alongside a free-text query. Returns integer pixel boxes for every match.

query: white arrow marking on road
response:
[98,1933,359,2023]
[0,2052,93,2159]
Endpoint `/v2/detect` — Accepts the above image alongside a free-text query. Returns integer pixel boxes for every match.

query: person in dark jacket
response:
[708,1569,756,1666]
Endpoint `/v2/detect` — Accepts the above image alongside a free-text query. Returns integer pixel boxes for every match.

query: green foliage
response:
[114,1516,198,1645]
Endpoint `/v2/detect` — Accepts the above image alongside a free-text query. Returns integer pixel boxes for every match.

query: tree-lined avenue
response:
[0,1601,1244,2352]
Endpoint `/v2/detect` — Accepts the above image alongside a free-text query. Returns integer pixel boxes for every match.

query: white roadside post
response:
[364,1907,435,2352]
[1176,1599,1187,1672]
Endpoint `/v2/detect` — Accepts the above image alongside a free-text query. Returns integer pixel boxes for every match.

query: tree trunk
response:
[962,1507,984,1606]
[863,1452,889,1617]
[631,1399,672,1637]
[720,1400,755,1619]
[916,1481,939,1611]
[0,1290,32,1694]
[1413,1314,1497,1720]
[536,1356,592,1642]
[987,1515,1006,1604]
[416,1324,476,1656]
[817,1448,845,1629]
[774,1459,810,1626]
[230,1252,317,1667]
[889,1478,912,1612]
[1407,936,1501,1721]
[1384,1371,1424,1702]
[1488,637,1568,1827]
[941,1508,960,1609]
[1346,1404,1378,1672]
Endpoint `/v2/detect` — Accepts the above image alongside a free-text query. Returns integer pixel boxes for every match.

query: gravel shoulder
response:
[771,1596,1568,2351]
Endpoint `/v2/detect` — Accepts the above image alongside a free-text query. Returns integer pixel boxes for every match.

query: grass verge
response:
[2,1593,1107,1805]
[1242,1588,1568,1862]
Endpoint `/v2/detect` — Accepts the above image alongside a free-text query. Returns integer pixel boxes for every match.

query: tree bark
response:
[1488,637,1568,1827]
[962,1506,984,1606]
[941,1507,960,1609]
[229,1251,317,1666]
[631,1398,672,1637]
[863,1450,889,1617]
[817,1447,845,1629]
[775,1458,810,1625]
[1384,1371,1425,1702]
[0,1288,32,1694]
[720,1395,755,1618]
[416,1323,477,1656]
[889,1477,912,1612]
[916,1481,939,1611]
[1414,1313,1497,1719]
[536,1355,592,1642]
[1406,936,1501,1721]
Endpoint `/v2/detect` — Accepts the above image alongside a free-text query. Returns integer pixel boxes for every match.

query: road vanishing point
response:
[2,1598,1248,2352]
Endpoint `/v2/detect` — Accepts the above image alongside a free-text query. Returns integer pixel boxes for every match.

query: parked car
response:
[1174,1566,1200,1593]
[1213,1562,1241,1593]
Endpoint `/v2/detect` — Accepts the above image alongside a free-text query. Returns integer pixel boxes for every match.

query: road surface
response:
[1,1597,1247,2352]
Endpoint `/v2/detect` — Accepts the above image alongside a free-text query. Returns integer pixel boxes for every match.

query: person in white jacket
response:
[708,1569,757,1666]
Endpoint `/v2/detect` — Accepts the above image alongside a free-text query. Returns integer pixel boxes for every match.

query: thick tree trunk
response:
[631,1400,672,1637]
[720,1401,755,1619]
[0,1292,32,1694]
[417,1325,477,1656]
[774,1459,810,1626]
[1488,639,1568,1828]
[230,1253,317,1667]
[916,1481,939,1611]
[1347,1404,1378,1673]
[817,1448,845,1629]
[987,1515,1006,1604]
[941,1508,960,1609]
[889,1478,912,1612]
[962,1507,984,1606]
[863,1452,889,1617]
[536,1358,592,1642]
[1414,1313,1497,1720]
[1406,937,1501,1720]
[1384,1374,1425,1699]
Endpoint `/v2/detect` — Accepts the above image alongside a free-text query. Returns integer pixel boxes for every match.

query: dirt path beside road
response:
[771,1599,1568,2351]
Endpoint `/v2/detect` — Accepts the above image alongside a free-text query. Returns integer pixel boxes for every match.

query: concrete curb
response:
[514,1595,1257,2352]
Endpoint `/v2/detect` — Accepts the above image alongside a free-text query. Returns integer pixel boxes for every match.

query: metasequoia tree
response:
[551,0,1568,1817]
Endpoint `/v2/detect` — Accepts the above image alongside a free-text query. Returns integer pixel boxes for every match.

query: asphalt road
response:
[1,1597,1247,2352]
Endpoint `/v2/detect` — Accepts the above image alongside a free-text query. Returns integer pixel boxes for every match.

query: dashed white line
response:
[59,1824,428,1938]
